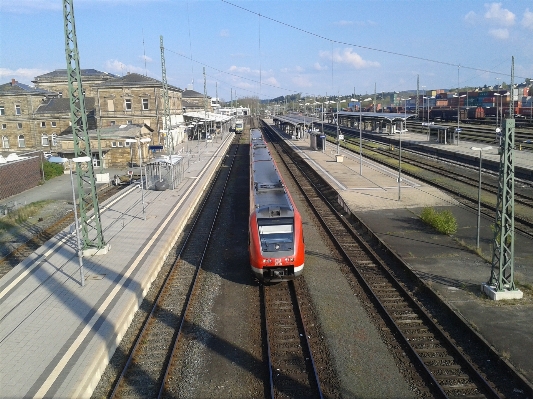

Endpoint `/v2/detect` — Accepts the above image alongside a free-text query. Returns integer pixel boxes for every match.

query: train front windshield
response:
[258,218,294,253]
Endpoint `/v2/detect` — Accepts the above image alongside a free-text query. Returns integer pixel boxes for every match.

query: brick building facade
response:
[0,154,42,200]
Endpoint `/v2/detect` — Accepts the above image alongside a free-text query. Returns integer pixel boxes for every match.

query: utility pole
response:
[486,56,522,300]
[62,0,106,251]
[160,35,172,154]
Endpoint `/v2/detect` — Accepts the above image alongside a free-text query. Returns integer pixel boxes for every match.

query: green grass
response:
[0,201,51,231]
[420,207,458,235]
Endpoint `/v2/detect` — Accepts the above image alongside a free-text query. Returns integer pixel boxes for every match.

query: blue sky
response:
[1,0,532,101]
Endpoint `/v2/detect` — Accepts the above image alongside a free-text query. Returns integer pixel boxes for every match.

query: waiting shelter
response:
[427,125,453,144]
[332,111,417,135]
[273,113,320,139]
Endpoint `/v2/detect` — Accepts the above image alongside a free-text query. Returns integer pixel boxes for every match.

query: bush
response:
[420,207,458,235]
[43,161,64,180]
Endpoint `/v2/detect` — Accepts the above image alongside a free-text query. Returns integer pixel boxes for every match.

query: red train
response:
[249,128,305,282]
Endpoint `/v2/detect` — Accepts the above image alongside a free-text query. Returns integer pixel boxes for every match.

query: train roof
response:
[251,129,294,218]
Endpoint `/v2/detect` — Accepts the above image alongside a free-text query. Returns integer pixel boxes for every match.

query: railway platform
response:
[0,133,234,398]
[269,121,533,388]
[363,128,533,180]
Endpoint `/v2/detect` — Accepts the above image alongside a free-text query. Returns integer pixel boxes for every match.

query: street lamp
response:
[471,146,492,250]
[126,137,151,220]
[69,156,91,287]
[453,93,466,145]
[398,98,408,200]
[423,96,435,140]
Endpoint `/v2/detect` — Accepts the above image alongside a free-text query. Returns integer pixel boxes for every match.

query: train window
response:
[258,218,294,252]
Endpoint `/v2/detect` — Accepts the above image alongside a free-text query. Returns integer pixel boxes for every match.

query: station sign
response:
[338,134,344,140]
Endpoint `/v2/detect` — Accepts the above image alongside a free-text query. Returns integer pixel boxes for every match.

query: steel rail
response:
[261,281,324,399]
[109,141,238,399]
[262,121,503,399]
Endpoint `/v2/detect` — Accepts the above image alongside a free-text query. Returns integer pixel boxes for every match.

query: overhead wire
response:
[220,0,526,80]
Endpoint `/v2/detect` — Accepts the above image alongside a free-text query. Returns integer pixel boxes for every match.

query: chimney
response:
[11,79,17,85]
[127,72,130,75]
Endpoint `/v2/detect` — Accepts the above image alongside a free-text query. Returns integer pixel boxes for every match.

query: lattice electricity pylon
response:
[63,0,105,250]
[489,58,516,292]
[160,35,172,154]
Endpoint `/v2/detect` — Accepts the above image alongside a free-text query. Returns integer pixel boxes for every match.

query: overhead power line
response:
[221,0,527,80]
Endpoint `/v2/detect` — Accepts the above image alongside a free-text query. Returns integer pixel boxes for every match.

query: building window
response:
[17,122,23,129]
[51,121,57,127]
[42,135,49,146]
[18,135,25,148]
[0,106,4,115]
[111,141,117,147]
[117,141,124,147]
[1,124,6,129]
[127,120,132,125]
[41,121,46,128]
[107,99,114,112]
[2,136,8,148]
[110,121,116,126]
[125,99,132,110]
[125,141,131,147]
[142,98,149,110]
[51,133,57,146]
[15,105,21,115]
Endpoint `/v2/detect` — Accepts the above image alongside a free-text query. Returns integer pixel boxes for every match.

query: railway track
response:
[262,120,532,399]
[109,139,238,399]
[0,184,123,279]
[322,125,533,236]
[262,281,323,399]
[405,120,533,151]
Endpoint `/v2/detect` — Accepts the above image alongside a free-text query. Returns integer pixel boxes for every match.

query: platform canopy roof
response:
[336,111,417,122]
[273,114,320,126]
[183,111,233,123]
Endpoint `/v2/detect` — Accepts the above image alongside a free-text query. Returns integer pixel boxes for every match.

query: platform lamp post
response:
[126,137,151,219]
[423,96,434,140]
[453,93,466,145]
[69,156,91,287]
[353,97,363,175]
[398,98,409,201]
[471,146,492,250]
[495,92,501,128]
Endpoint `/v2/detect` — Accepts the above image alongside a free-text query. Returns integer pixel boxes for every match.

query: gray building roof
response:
[182,89,209,99]
[0,80,57,96]
[35,97,96,114]
[33,69,117,81]
[95,72,182,92]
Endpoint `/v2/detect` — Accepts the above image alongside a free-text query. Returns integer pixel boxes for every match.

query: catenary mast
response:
[62,0,105,250]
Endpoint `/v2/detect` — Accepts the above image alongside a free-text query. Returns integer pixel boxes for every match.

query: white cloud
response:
[292,76,312,88]
[464,11,478,24]
[263,77,279,87]
[220,29,230,37]
[0,68,50,84]
[335,20,353,26]
[355,20,377,27]
[280,66,305,74]
[314,62,328,71]
[522,8,533,30]
[484,3,515,26]
[139,55,153,63]
[319,48,380,69]
[0,0,61,13]
[229,65,260,76]
[105,59,145,75]
[489,28,510,39]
